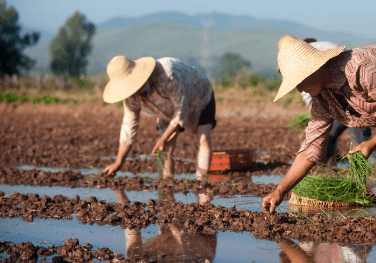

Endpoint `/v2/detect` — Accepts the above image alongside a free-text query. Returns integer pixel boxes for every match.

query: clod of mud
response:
[2,191,376,245]
[0,167,284,198]
[0,238,161,263]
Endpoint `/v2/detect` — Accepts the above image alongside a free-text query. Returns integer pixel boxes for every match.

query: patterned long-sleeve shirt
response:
[298,45,376,162]
[120,57,213,144]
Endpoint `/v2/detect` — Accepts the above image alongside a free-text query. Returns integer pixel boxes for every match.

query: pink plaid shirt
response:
[298,45,376,162]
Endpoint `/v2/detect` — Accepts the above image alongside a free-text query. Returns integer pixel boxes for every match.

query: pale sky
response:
[7,0,376,38]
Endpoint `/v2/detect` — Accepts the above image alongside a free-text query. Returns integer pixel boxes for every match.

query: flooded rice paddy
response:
[2,166,376,262]
[2,103,376,262]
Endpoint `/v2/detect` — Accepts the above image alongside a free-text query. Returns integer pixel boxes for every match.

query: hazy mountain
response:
[25,12,376,76]
[26,21,291,75]
[98,11,373,44]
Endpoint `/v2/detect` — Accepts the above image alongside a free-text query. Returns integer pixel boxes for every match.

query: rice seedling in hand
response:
[348,151,374,194]
[156,149,165,170]
[83,164,110,179]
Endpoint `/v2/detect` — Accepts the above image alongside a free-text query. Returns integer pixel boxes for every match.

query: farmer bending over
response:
[277,35,376,165]
[262,38,376,213]
[103,56,216,180]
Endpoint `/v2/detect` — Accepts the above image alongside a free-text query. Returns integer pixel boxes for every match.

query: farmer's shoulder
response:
[337,45,376,76]
[346,45,376,65]
[156,57,189,72]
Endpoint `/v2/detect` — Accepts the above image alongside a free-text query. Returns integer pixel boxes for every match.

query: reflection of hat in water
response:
[274,36,345,102]
[103,55,156,103]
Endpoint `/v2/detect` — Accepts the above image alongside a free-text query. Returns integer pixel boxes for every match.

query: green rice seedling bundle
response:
[291,151,375,207]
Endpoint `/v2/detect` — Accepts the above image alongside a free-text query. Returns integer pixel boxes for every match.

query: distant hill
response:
[26,21,292,75]
[98,11,373,45]
[25,12,376,76]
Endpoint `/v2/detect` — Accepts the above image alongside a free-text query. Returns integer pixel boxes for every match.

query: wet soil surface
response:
[0,164,358,197]
[2,190,376,247]
[0,167,286,198]
[0,103,322,168]
[0,238,166,263]
[2,103,376,262]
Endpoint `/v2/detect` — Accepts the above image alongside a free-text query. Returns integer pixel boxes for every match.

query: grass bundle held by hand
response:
[156,149,166,171]
[292,151,375,207]
[348,151,373,194]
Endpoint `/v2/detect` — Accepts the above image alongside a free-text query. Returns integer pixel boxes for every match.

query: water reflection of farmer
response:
[277,35,376,166]
[263,37,376,213]
[113,189,217,262]
[102,56,216,180]
[278,238,372,263]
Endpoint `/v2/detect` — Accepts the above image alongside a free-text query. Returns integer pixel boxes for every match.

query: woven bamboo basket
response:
[289,191,358,208]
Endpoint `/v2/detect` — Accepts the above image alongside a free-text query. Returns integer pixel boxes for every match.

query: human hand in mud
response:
[151,138,166,156]
[348,140,376,160]
[104,162,120,177]
[262,189,284,214]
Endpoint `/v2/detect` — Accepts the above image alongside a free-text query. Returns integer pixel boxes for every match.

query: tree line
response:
[0,0,95,80]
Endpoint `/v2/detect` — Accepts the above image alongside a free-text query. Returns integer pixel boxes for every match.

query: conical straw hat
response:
[273,39,345,102]
[103,56,156,103]
[277,34,298,51]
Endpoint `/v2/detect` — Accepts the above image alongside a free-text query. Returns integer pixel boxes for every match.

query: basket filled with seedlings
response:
[289,151,376,209]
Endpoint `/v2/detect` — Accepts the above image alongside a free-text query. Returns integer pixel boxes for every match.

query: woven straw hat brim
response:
[103,56,156,103]
[273,40,345,102]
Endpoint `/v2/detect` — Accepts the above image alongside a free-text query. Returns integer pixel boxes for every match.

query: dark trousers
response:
[327,120,372,157]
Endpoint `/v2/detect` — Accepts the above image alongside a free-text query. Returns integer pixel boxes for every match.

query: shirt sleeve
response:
[297,100,334,162]
[119,100,141,145]
[301,91,312,109]
[347,49,376,101]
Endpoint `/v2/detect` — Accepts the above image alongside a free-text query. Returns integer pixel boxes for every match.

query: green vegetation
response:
[293,152,375,206]
[282,97,293,107]
[248,74,265,88]
[156,149,166,171]
[348,151,374,194]
[293,176,372,206]
[265,76,282,91]
[0,92,77,105]
[0,0,40,75]
[49,12,95,78]
[287,113,310,130]
[0,72,108,104]
[215,52,251,88]
[0,68,305,109]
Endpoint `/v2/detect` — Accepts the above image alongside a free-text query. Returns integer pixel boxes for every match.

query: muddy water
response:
[0,217,281,262]
[2,172,376,262]
[2,216,376,262]
[2,101,374,262]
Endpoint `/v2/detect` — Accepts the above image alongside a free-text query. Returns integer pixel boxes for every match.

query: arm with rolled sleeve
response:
[262,100,334,213]
[104,100,140,176]
[120,100,141,145]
